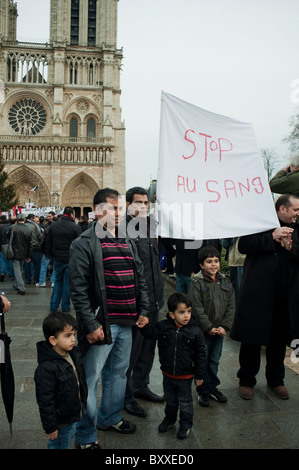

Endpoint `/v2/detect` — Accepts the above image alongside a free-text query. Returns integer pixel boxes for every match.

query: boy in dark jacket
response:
[34,312,88,449]
[156,292,206,439]
[188,246,235,407]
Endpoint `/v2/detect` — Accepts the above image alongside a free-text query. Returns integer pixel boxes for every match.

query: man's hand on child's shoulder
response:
[195,379,203,387]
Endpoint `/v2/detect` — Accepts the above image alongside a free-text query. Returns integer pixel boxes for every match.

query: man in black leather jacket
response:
[69,188,150,449]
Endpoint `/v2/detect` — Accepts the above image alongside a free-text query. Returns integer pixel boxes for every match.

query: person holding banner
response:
[230,194,299,400]
[269,153,299,196]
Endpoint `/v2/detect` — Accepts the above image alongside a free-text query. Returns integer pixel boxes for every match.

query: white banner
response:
[156,91,279,239]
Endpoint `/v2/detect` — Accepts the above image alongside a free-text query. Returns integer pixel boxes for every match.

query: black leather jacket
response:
[126,214,164,314]
[10,223,32,260]
[69,222,150,354]
[156,314,207,380]
[34,341,87,434]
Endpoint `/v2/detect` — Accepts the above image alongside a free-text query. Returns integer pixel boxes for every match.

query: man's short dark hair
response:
[63,206,74,216]
[167,292,192,313]
[126,187,148,204]
[275,194,299,212]
[42,311,77,342]
[48,211,55,216]
[26,213,35,220]
[198,246,221,266]
[93,188,120,207]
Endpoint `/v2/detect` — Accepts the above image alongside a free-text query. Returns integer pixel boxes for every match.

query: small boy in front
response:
[156,292,206,439]
[34,312,88,449]
[188,246,235,407]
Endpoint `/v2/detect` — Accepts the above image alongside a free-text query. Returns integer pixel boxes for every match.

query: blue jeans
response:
[50,261,70,312]
[197,334,223,394]
[229,266,243,301]
[176,274,192,294]
[0,251,14,277]
[163,375,193,428]
[24,250,42,283]
[75,324,132,445]
[39,255,55,285]
[47,422,76,449]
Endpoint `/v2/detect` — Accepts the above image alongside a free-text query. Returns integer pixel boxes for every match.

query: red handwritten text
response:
[177,175,264,201]
[206,177,264,202]
[177,175,196,193]
[182,129,233,162]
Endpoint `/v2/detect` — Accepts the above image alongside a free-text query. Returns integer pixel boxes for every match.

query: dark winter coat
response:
[69,222,150,354]
[34,341,87,434]
[269,169,299,196]
[46,215,82,263]
[25,219,42,250]
[155,314,207,380]
[126,214,164,314]
[0,220,10,250]
[188,270,235,333]
[40,221,54,256]
[79,221,89,232]
[230,225,299,346]
[10,223,32,260]
[174,239,201,276]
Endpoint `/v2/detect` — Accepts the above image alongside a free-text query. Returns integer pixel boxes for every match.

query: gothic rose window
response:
[8,98,47,136]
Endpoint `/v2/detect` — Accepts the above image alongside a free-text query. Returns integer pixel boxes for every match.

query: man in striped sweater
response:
[70,188,150,450]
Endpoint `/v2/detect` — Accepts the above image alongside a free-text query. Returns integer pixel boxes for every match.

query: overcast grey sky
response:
[16,0,299,189]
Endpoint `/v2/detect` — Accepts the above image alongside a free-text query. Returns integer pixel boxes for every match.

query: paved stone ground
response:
[0,275,299,452]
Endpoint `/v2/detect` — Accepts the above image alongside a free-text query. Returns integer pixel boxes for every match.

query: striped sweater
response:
[101,237,138,325]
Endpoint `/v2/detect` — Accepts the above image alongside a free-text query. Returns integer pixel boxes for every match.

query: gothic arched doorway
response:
[7,165,50,207]
[61,171,99,217]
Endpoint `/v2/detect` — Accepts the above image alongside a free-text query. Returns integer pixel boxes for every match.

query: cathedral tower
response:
[0,0,125,215]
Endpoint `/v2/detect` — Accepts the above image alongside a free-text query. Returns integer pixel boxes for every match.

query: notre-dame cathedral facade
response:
[0,0,125,216]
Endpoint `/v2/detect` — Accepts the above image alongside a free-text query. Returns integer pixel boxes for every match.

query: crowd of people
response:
[0,210,92,303]
[2,155,299,449]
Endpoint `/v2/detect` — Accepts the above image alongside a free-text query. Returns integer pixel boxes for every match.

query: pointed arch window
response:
[87,118,96,141]
[70,117,78,141]
[69,61,78,85]
[71,0,80,45]
[88,0,97,46]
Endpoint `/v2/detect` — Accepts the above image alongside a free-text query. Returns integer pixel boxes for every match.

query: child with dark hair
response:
[155,292,206,439]
[188,245,235,407]
[34,312,88,449]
